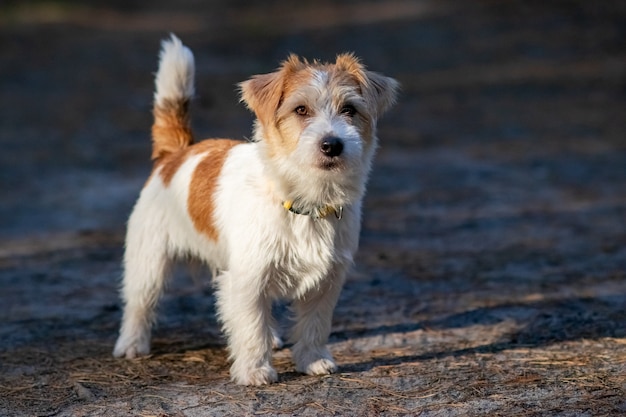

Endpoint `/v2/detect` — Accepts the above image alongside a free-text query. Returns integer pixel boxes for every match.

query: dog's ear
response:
[239,55,307,128]
[364,71,400,118]
[335,53,399,118]
[239,71,283,128]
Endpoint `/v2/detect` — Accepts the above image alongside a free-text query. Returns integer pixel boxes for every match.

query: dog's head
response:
[240,54,398,207]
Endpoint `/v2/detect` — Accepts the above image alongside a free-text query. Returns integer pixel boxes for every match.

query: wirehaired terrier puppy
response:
[113,35,398,385]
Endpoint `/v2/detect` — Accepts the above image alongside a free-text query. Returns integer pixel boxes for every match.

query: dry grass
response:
[1,321,624,416]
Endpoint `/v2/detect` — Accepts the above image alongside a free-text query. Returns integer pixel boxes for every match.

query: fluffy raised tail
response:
[151,35,195,161]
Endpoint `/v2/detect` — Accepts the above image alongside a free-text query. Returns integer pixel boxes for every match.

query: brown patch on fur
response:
[239,55,314,157]
[239,73,283,131]
[333,53,399,117]
[156,147,190,187]
[154,140,202,186]
[152,98,194,161]
[239,56,315,159]
[187,139,242,241]
[155,138,239,185]
[334,53,367,85]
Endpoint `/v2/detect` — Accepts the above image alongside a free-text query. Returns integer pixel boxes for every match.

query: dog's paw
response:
[231,363,278,386]
[293,344,337,376]
[300,357,337,376]
[113,335,150,359]
[271,329,284,350]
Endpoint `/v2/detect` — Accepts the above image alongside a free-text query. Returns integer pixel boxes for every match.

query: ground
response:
[0,1,625,416]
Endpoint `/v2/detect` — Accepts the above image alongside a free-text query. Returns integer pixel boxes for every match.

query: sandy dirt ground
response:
[1,1,625,416]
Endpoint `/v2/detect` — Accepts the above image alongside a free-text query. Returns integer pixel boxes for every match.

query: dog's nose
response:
[320,137,344,157]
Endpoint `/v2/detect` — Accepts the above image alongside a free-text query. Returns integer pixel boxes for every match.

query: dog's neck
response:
[263,174,346,219]
[253,143,359,205]
[282,199,343,220]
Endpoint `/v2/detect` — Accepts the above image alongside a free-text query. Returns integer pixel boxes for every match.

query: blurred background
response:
[1,0,623,241]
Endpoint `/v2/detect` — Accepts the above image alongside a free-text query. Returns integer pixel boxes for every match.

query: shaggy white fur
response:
[113,35,398,386]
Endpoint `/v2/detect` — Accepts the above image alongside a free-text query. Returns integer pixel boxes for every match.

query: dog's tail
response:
[151,35,195,161]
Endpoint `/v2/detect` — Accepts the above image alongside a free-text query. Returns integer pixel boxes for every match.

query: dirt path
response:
[1,1,625,416]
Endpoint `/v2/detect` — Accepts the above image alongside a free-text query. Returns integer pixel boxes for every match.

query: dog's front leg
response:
[216,272,276,385]
[290,265,347,376]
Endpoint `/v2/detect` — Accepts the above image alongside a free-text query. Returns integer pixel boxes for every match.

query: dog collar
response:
[282,200,343,220]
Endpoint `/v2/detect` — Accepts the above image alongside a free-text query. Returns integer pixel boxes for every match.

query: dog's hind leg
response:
[113,201,172,359]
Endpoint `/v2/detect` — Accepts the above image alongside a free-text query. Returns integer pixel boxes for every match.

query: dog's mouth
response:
[316,156,346,171]
[317,157,344,171]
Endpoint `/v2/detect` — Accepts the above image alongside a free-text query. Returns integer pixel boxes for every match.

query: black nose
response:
[320,137,344,157]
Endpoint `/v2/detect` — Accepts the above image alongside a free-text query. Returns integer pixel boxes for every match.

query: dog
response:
[113,35,398,386]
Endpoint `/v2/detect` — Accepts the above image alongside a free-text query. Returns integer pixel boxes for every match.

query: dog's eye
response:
[340,104,357,117]
[294,105,309,116]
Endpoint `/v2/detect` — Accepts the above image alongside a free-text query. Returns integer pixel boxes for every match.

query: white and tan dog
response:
[113,35,398,385]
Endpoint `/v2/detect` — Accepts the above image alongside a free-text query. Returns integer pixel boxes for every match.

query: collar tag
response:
[334,206,343,220]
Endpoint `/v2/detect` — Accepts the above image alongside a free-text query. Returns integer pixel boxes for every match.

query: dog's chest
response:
[265,218,339,299]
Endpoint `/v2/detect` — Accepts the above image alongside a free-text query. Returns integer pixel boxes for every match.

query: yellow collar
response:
[282,200,343,220]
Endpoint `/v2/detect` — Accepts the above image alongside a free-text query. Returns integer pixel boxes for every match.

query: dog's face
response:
[240,54,398,205]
